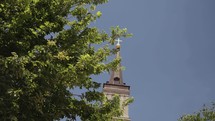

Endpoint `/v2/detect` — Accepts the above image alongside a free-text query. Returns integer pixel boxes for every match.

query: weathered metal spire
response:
[109,38,124,85]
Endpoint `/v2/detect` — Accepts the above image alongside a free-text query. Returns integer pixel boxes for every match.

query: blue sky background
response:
[93,0,215,121]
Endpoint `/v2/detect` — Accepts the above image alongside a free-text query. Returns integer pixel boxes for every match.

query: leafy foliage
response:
[178,103,215,121]
[0,0,132,120]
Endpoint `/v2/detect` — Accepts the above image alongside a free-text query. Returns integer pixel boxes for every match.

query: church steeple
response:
[103,38,131,121]
[109,38,124,85]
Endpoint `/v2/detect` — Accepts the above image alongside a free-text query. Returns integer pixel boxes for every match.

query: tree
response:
[0,0,132,120]
[178,103,215,121]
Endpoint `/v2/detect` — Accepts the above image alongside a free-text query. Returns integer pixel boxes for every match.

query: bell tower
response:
[103,38,131,121]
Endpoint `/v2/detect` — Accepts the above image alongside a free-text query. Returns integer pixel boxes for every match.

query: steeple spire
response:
[109,38,125,85]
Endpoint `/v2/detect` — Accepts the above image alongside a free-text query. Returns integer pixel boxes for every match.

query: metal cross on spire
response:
[115,38,123,49]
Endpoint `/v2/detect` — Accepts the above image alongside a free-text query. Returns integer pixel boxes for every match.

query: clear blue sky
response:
[93,0,215,121]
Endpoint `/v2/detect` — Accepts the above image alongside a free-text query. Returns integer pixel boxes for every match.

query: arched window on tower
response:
[114,77,120,84]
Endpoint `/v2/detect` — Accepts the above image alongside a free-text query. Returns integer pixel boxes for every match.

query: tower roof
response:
[108,38,125,85]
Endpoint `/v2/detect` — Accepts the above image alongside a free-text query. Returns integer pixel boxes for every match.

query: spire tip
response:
[115,38,122,49]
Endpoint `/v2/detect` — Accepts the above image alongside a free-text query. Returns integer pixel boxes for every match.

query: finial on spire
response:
[115,38,122,49]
